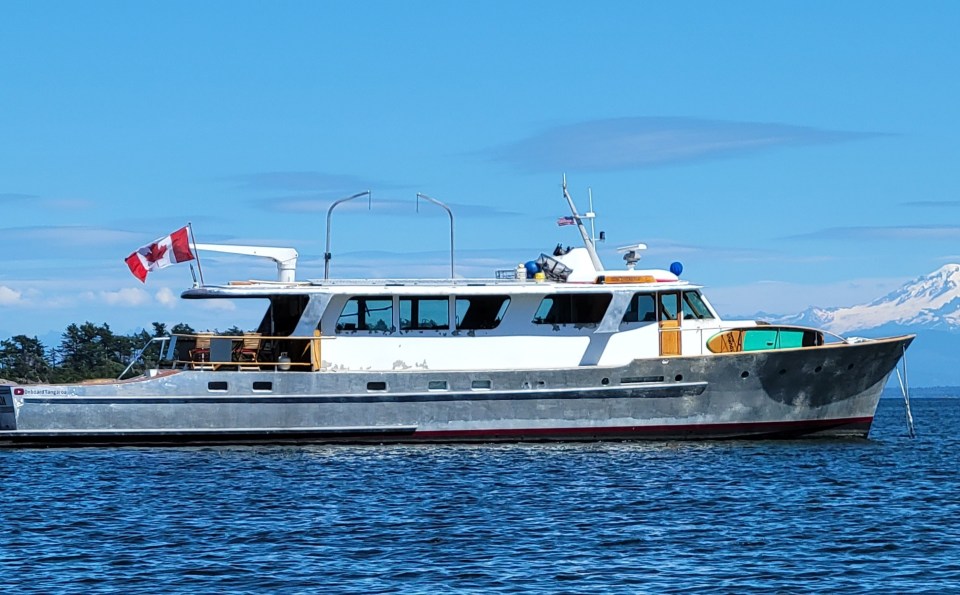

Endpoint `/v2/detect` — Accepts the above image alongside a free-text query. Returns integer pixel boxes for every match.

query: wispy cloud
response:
[0,193,93,209]
[901,200,960,208]
[261,195,522,218]
[788,225,960,241]
[0,193,38,202]
[708,276,910,316]
[45,198,96,210]
[487,117,882,172]
[0,225,143,246]
[225,172,400,193]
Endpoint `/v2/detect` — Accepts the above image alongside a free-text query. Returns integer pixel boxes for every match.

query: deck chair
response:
[235,332,262,369]
[189,333,213,369]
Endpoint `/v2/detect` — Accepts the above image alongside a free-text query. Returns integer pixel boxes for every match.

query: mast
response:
[561,175,604,272]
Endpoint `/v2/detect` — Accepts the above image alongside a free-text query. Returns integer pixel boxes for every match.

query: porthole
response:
[428,380,448,391]
[471,380,492,390]
[674,374,683,382]
[778,369,787,375]
[847,363,854,370]
[367,381,387,391]
[601,377,610,386]
[252,381,273,392]
[207,381,227,392]
[740,371,750,379]
[814,366,823,373]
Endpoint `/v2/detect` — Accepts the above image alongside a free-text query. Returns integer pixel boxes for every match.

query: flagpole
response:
[188,222,205,286]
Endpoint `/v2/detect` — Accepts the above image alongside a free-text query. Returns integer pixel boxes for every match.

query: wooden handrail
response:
[169,332,327,371]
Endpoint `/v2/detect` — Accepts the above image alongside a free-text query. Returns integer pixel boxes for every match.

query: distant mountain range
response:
[762,264,960,387]
[768,264,960,334]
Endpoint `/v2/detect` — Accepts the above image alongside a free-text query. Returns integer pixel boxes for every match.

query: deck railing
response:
[115,332,330,374]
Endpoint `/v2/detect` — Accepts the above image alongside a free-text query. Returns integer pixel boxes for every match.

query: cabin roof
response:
[181,273,700,299]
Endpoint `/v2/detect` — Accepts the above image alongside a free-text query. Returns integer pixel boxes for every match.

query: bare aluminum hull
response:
[0,335,912,447]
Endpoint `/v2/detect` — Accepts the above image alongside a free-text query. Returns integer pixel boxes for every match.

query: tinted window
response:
[400,297,449,330]
[455,296,510,330]
[534,293,612,324]
[336,297,393,332]
[622,293,657,323]
[682,291,714,320]
[659,292,679,321]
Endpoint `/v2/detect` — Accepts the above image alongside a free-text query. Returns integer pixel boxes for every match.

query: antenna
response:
[587,188,597,243]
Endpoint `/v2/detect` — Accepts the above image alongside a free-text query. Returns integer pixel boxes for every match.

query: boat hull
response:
[0,335,912,447]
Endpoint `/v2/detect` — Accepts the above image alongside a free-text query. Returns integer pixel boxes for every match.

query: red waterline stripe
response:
[412,416,874,439]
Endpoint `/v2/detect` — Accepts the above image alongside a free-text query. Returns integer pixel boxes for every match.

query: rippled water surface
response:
[2,399,959,593]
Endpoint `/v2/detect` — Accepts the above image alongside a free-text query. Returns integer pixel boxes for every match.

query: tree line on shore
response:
[0,322,245,384]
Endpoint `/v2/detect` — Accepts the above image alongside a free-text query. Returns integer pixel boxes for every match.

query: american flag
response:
[556,216,576,226]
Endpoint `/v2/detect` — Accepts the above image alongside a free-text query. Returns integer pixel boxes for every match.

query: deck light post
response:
[416,193,455,279]
[324,190,372,279]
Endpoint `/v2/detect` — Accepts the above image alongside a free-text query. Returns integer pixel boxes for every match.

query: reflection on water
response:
[1,399,959,593]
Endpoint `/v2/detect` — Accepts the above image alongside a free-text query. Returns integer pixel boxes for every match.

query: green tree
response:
[170,323,195,335]
[0,335,51,384]
[51,322,127,382]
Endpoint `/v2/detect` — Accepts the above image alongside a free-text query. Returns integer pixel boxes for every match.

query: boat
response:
[0,182,914,446]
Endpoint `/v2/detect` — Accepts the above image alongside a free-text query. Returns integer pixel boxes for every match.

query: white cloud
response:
[198,300,237,312]
[0,286,22,305]
[155,287,177,307]
[99,287,151,307]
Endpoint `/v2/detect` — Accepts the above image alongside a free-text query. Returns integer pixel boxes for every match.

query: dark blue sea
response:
[2,398,959,594]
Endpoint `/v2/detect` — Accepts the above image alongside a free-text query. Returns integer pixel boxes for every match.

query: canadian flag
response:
[125,226,195,283]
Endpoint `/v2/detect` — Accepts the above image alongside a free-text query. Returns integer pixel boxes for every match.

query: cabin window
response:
[400,297,449,330]
[659,292,680,321]
[455,295,510,330]
[682,291,715,320]
[533,293,612,325]
[622,293,657,323]
[336,297,394,332]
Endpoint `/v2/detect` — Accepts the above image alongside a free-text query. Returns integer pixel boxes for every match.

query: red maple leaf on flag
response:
[144,242,168,264]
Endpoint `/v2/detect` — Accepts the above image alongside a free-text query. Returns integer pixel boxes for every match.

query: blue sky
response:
[2,1,959,341]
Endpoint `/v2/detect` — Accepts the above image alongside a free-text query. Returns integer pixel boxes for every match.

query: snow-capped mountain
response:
[773,264,960,335]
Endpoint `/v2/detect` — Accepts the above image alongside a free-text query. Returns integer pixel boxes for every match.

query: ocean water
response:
[2,398,959,594]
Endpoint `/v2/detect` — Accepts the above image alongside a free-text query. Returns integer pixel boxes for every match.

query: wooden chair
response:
[235,332,262,369]
[189,333,213,369]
